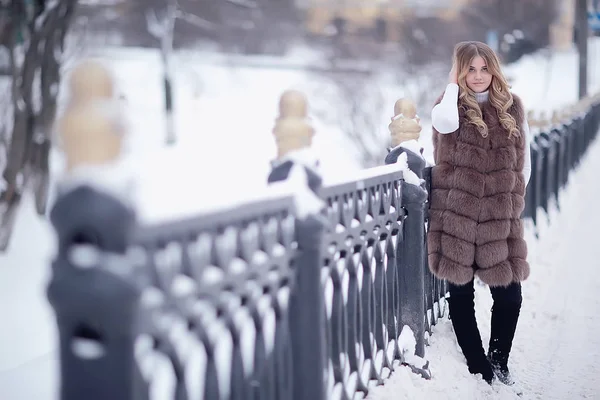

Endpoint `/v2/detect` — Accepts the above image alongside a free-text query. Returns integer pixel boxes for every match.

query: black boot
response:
[488,301,521,386]
[448,283,494,384]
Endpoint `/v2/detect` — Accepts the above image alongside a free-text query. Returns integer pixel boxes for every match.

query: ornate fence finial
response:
[68,59,115,103]
[59,102,123,172]
[389,98,422,148]
[273,90,314,159]
[57,60,124,172]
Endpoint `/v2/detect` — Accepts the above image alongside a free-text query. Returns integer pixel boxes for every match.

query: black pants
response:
[449,279,522,309]
[448,279,522,382]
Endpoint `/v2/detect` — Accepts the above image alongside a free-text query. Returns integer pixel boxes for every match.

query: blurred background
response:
[0,3,598,253]
[1,0,597,170]
[1,1,600,399]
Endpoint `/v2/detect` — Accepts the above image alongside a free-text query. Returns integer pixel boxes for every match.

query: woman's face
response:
[465,55,492,93]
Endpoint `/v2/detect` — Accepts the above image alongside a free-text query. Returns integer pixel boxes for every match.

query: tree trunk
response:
[0,39,32,251]
[31,0,77,215]
[0,0,78,251]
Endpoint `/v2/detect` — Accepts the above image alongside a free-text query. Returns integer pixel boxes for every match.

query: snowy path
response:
[366,133,600,400]
[514,139,600,400]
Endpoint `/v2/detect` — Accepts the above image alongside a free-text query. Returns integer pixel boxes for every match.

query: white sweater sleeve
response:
[522,117,532,188]
[431,83,460,134]
[432,84,532,186]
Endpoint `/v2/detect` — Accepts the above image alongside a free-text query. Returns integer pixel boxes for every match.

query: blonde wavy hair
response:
[454,41,520,139]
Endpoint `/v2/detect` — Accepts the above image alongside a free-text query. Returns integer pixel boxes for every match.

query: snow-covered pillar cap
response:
[389,98,422,148]
[272,90,315,159]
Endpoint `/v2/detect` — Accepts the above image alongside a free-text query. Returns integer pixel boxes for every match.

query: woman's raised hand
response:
[449,63,458,84]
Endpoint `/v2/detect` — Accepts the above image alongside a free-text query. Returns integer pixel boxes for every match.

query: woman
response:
[429,41,532,386]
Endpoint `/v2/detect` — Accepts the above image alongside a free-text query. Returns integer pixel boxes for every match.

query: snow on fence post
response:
[384,98,430,377]
[47,61,143,400]
[267,90,327,400]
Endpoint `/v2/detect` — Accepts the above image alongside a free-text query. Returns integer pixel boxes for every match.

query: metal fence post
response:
[268,162,327,400]
[290,214,328,400]
[385,148,427,359]
[529,142,540,228]
[47,185,143,400]
[550,129,563,206]
[268,90,327,400]
[47,61,144,400]
[399,151,428,359]
[576,114,585,164]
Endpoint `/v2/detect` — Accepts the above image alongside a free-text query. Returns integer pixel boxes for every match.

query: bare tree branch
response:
[175,9,216,30]
[146,0,177,144]
[224,0,258,9]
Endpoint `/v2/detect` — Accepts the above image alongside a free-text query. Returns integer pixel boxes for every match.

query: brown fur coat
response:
[428,94,530,287]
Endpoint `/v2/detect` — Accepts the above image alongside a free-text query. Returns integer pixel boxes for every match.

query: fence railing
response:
[46,61,600,400]
[522,98,600,229]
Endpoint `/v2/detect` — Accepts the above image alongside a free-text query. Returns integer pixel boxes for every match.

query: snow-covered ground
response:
[1,37,599,399]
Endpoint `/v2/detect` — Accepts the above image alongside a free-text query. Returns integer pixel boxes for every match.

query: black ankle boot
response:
[489,359,514,385]
[468,354,495,385]
[449,295,494,384]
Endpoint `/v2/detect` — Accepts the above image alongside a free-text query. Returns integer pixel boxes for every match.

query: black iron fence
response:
[47,142,446,400]
[46,94,600,400]
[522,99,600,229]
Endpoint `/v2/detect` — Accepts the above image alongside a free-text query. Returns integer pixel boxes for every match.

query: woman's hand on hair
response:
[449,63,458,84]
